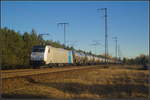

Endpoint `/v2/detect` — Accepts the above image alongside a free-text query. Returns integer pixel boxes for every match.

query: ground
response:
[1,65,149,99]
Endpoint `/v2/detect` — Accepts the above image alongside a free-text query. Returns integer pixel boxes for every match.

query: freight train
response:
[30,45,118,68]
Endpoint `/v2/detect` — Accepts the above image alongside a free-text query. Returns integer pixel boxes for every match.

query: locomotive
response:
[30,45,116,67]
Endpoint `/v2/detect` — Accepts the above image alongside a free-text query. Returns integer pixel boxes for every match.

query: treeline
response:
[0,27,149,69]
[0,27,76,69]
[122,54,149,65]
[0,27,41,69]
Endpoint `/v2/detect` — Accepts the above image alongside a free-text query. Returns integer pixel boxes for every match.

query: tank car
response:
[72,51,86,65]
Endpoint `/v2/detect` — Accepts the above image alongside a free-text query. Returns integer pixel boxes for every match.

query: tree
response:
[123,58,127,64]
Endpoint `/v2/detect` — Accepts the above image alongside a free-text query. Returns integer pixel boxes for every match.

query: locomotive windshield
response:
[32,45,45,52]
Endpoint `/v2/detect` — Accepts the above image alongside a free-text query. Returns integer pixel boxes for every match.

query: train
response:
[30,45,119,68]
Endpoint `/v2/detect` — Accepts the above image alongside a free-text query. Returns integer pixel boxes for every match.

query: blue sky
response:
[1,1,149,58]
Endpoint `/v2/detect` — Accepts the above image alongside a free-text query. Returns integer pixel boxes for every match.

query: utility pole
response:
[39,33,49,45]
[91,40,103,55]
[118,44,121,60]
[97,8,108,64]
[112,37,118,60]
[48,33,53,41]
[91,43,97,55]
[67,40,77,47]
[57,23,69,46]
[39,33,49,37]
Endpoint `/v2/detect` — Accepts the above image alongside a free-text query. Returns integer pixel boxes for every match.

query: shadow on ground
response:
[123,65,149,70]
[2,76,148,98]
[41,82,147,94]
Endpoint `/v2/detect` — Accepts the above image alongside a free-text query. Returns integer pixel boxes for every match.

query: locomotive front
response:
[30,45,46,65]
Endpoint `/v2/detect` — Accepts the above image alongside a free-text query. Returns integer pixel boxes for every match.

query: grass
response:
[2,65,149,99]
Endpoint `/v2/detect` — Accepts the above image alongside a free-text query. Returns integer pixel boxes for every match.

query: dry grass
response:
[2,65,149,99]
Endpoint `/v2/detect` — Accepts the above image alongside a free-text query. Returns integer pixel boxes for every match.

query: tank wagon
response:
[30,45,118,67]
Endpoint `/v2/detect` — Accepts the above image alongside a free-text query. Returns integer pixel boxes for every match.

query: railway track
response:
[1,65,107,79]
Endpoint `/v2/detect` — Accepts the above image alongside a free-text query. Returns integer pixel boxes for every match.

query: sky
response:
[1,1,149,58]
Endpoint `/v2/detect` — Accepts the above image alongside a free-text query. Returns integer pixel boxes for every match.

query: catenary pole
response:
[57,23,69,46]
[97,8,108,64]
[112,37,118,60]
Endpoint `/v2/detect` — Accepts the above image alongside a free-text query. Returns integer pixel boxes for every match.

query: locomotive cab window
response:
[32,45,45,52]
